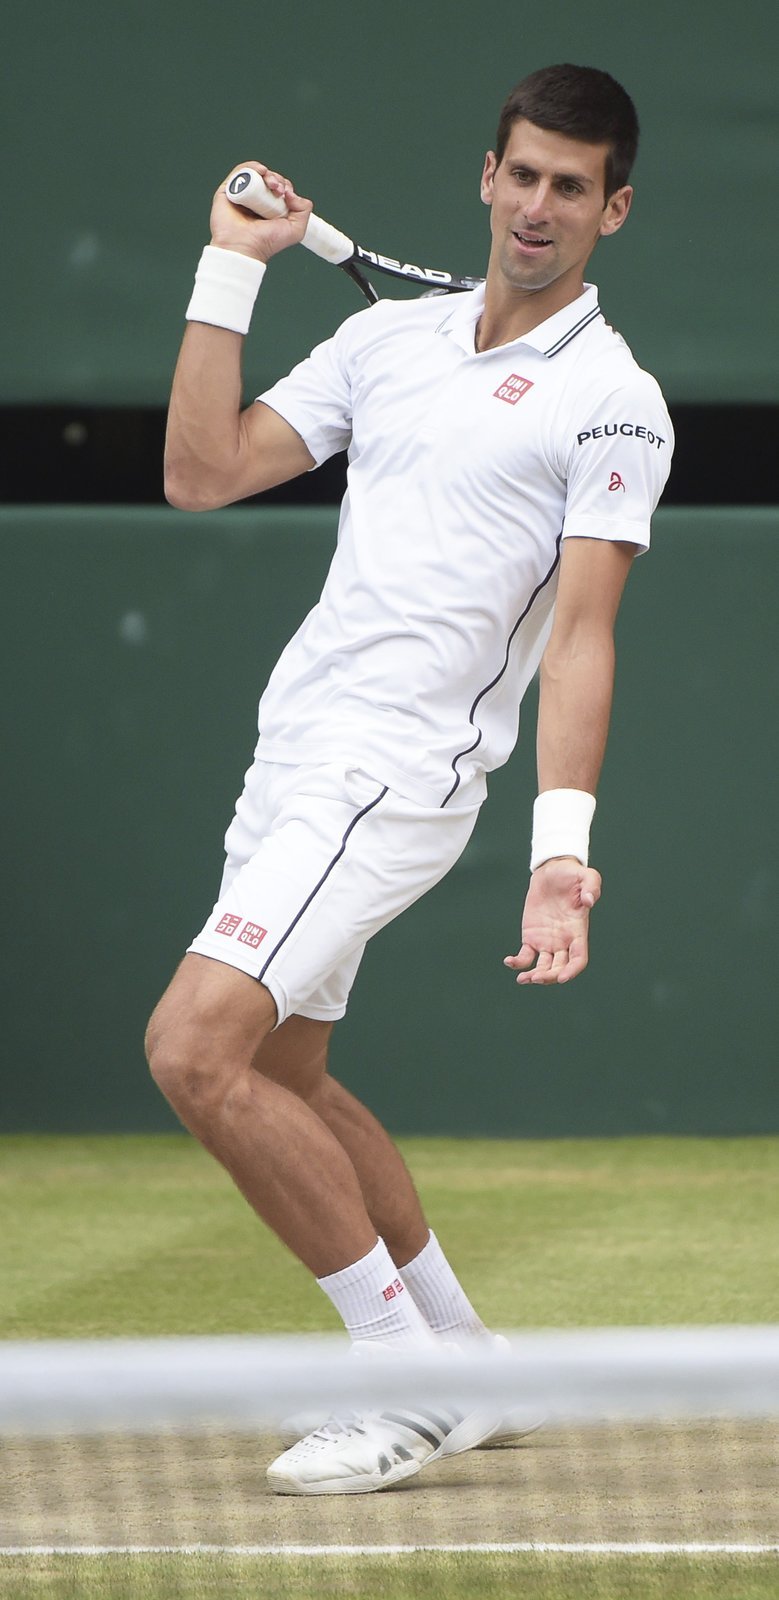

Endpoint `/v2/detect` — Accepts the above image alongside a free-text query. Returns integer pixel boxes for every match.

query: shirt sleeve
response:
[560,372,674,553]
[256,314,361,469]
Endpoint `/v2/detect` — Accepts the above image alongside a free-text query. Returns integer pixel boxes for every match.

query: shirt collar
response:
[436,282,601,358]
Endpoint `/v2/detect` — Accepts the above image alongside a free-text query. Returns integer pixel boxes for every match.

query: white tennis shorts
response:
[188,758,482,1026]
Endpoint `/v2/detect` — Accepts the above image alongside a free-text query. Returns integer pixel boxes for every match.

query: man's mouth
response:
[513,231,553,249]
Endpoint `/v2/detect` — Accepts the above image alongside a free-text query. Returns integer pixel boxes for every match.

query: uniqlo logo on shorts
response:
[382,1278,404,1302]
[493,373,534,405]
[237,921,267,949]
[215,913,241,937]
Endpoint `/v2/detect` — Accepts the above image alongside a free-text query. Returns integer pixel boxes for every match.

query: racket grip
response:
[224,169,354,266]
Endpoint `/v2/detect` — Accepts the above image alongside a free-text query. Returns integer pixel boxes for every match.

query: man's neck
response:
[475,271,587,353]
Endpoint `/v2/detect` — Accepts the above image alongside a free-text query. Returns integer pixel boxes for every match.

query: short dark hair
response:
[495,64,639,197]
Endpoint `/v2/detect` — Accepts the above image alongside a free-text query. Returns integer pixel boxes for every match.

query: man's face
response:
[480,118,632,297]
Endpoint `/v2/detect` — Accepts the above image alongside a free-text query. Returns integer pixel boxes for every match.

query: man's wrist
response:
[185,245,266,335]
[209,235,272,263]
[530,788,596,871]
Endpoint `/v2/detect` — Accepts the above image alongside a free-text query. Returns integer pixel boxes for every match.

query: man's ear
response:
[480,150,497,207]
[600,184,633,237]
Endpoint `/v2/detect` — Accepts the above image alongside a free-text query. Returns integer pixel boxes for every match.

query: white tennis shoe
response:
[267,1399,502,1495]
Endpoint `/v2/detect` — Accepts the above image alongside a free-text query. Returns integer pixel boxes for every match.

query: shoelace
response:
[310,1413,366,1441]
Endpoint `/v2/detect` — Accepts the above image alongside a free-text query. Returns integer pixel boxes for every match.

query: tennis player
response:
[148,64,673,1494]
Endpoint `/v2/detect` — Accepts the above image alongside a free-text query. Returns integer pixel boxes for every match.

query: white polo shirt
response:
[255,282,673,808]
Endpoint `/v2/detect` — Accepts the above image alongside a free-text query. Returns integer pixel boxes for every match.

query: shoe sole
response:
[267,1455,424,1495]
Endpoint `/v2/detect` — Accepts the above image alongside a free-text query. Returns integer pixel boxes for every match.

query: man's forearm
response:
[536,631,616,796]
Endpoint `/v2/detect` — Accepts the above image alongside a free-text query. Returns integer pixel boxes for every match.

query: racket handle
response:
[224,169,354,266]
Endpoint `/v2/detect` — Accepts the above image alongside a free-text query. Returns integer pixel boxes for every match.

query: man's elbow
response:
[164,460,228,512]
[164,479,214,512]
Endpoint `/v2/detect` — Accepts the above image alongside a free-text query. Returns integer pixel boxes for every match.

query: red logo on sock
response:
[382,1279,404,1302]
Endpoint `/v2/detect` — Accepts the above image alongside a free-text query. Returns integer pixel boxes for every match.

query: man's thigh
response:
[146,952,278,1067]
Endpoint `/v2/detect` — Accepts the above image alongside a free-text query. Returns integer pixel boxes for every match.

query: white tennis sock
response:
[399,1230,489,1339]
[317,1238,436,1348]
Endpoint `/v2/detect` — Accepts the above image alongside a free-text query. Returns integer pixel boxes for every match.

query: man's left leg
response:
[256,1017,488,1336]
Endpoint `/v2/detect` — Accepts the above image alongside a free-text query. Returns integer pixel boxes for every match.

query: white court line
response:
[2,1543,779,1557]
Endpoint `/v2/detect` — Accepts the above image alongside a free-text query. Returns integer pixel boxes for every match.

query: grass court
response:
[1,1133,778,1598]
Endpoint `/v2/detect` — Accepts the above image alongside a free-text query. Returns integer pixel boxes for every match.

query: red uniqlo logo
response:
[215,913,241,937]
[494,373,534,405]
[237,921,267,949]
[382,1278,404,1302]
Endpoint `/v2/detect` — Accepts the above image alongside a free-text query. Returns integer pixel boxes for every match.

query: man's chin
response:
[500,252,557,294]
[504,271,554,295]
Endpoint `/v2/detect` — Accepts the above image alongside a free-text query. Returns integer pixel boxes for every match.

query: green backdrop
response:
[2,505,777,1136]
[3,0,777,404]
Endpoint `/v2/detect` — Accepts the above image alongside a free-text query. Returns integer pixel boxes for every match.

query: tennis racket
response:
[224,168,482,305]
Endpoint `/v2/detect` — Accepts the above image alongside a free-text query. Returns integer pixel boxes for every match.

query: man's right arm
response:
[164,163,316,512]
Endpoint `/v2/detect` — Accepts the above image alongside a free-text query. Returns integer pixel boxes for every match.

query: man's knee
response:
[146,955,277,1123]
[146,1013,217,1121]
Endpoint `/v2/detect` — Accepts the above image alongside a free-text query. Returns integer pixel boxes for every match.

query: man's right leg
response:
[145,954,379,1277]
[147,959,501,1494]
[147,951,451,1357]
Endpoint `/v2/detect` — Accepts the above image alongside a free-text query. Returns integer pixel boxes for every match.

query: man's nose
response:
[520,180,552,223]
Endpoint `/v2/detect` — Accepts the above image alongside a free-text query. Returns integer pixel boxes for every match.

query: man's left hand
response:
[504,859,602,986]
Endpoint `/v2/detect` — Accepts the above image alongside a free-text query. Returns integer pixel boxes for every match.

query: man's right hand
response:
[209,161,313,263]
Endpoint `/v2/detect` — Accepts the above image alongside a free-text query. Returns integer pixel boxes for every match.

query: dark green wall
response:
[2,505,777,1136]
[3,0,777,404]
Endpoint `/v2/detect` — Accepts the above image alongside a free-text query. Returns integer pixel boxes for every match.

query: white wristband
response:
[530,788,596,871]
[185,245,266,335]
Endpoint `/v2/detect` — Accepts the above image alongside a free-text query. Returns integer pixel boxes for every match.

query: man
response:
[148,63,673,1495]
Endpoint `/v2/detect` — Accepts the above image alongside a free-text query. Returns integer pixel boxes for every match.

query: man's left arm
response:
[504,535,637,986]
